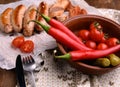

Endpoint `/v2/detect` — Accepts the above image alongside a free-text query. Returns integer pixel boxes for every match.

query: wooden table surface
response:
[0,0,120,87]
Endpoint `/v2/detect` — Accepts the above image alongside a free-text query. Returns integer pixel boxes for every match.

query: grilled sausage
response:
[23,5,37,36]
[0,8,13,33]
[49,0,70,17]
[11,4,26,32]
[35,2,49,32]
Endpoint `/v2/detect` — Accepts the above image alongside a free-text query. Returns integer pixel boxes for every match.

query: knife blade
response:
[16,55,26,87]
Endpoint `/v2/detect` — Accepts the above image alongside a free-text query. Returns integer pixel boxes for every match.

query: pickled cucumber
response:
[108,54,120,66]
[94,58,110,67]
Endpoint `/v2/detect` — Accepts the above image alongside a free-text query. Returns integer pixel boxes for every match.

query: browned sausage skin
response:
[35,2,49,32]
[0,8,13,33]
[11,4,26,33]
[23,5,37,36]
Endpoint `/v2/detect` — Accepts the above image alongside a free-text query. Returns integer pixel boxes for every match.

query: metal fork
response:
[22,55,36,87]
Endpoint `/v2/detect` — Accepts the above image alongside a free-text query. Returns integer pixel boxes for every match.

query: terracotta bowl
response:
[57,15,120,75]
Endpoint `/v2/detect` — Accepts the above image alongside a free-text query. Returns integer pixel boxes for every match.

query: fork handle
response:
[28,71,36,87]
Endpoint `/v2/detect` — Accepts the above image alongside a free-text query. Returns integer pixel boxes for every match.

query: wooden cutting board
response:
[0,69,17,87]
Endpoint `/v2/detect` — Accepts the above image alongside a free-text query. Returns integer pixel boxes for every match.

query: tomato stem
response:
[94,21,102,30]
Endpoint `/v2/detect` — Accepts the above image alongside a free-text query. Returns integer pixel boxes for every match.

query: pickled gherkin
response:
[94,58,110,67]
[108,54,120,66]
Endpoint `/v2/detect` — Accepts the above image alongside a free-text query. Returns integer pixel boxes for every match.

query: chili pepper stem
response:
[55,53,71,60]
[41,14,51,22]
[29,20,50,32]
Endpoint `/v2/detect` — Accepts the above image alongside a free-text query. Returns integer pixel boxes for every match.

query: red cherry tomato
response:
[101,33,109,43]
[78,29,90,40]
[20,40,34,53]
[106,37,120,47]
[90,28,104,42]
[97,43,108,50]
[85,40,97,49]
[89,21,104,42]
[90,21,102,30]
[101,35,107,43]
[12,36,25,48]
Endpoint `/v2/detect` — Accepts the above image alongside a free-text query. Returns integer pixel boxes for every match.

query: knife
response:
[16,55,26,87]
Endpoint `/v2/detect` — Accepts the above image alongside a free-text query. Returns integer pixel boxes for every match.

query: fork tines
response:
[23,55,35,64]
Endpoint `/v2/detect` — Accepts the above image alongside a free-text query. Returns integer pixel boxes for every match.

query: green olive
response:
[94,58,110,67]
[108,54,120,66]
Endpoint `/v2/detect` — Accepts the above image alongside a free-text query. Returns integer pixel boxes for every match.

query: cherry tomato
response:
[78,29,90,40]
[97,43,108,50]
[12,36,25,48]
[101,33,109,43]
[90,28,104,42]
[90,21,102,30]
[20,40,34,53]
[85,40,97,49]
[101,36,106,43]
[106,37,120,47]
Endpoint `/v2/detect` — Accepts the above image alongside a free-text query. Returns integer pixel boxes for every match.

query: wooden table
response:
[85,0,120,10]
[0,0,120,87]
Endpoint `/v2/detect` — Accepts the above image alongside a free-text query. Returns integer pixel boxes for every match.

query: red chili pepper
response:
[41,14,85,46]
[55,45,120,61]
[32,20,91,50]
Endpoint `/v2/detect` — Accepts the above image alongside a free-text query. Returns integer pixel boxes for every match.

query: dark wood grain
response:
[0,69,17,87]
[0,0,120,10]
[0,0,19,4]
[0,0,120,87]
[85,0,120,10]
